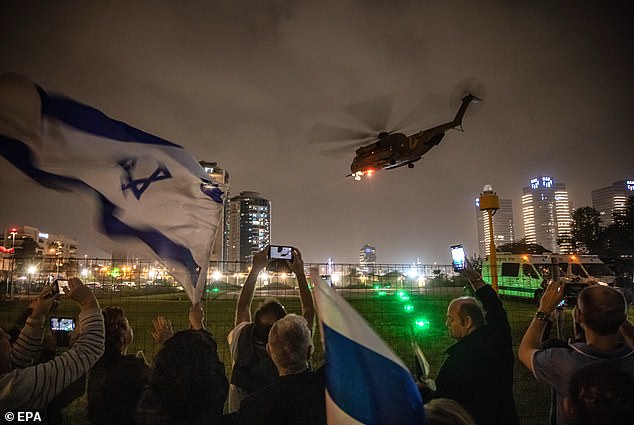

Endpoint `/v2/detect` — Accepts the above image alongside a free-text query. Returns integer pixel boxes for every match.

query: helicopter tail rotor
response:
[450,77,486,111]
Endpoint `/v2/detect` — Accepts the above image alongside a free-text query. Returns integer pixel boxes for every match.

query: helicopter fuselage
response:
[350,131,446,175]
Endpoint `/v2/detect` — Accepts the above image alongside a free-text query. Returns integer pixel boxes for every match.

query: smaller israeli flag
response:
[313,278,427,425]
[0,73,225,303]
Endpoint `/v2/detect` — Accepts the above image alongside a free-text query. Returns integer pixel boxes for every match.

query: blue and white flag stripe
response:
[0,73,225,303]
[314,279,426,425]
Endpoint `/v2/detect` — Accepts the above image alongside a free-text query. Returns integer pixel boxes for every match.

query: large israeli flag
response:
[313,279,427,425]
[0,73,225,304]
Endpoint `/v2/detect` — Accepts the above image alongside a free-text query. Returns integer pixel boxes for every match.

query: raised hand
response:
[151,315,174,345]
[189,303,205,330]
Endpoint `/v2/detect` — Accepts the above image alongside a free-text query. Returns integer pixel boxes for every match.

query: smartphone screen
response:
[50,317,76,332]
[450,244,467,272]
[269,246,293,261]
[56,280,70,294]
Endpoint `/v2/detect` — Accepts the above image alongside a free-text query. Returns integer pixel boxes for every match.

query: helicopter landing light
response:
[353,171,363,181]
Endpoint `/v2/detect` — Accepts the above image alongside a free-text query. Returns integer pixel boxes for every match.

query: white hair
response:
[268,314,313,374]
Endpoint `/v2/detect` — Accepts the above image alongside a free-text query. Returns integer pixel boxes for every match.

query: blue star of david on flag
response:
[0,73,226,304]
[119,158,173,200]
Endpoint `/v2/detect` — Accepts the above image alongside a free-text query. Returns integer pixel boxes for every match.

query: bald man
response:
[235,314,325,425]
[422,263,519,425]
[519,283,634,425]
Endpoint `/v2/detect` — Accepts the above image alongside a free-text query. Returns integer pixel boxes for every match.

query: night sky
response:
[1,1,632,264]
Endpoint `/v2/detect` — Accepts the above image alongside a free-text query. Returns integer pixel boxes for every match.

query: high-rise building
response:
[591,180,634,227]
[200,161,230,262]
[522,176,572,253]
[1,225,78,274]
[225,191,270,268]
[359,244,376,269]
[475,197,514,257]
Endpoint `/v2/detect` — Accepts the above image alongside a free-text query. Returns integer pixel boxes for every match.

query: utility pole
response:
[479,185,500,292]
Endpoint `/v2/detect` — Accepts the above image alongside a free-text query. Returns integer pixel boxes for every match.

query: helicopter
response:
[309,79,484,180]
[349,93,480,180]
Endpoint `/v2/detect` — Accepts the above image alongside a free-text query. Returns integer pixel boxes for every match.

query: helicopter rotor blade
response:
[390,92,447,134]
[306,122,376,144]
[320,139,373,158]
[343,94,393,134]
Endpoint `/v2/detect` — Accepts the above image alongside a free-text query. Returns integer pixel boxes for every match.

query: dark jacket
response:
[235,366,326,425]
[87,354,151,425]
[433,285,520,425]
[230,323,278,393]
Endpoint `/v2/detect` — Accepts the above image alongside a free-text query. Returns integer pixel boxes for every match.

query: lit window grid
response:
[522,194,536,244]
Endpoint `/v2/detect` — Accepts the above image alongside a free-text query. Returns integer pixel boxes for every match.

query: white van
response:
[481,253,614,301]
[551,254,615,285]
[481,254,550,301]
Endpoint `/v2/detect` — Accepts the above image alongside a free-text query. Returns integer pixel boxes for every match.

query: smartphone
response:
[50,317,75,347]
[56,279,70,294]
[50,279,70,296]
[450,244,467,272]
[269,245,294,262]
[50,317,76,332]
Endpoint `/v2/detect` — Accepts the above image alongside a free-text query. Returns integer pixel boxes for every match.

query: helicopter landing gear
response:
[407,163,414,168]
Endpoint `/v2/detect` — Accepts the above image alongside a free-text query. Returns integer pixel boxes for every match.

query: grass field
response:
[3,288,627,425]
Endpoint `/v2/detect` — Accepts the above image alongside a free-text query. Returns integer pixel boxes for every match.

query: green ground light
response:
[414,318,430,329]
[397,291,410,301]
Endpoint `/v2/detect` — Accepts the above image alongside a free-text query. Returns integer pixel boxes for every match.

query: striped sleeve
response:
[0,307,104,410]
[10,319,46,368]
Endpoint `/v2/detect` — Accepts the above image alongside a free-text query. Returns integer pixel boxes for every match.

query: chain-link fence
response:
[3,258,606,424]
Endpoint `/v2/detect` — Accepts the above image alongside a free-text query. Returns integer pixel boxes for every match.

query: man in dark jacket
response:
[421,263,520,425]
[227,246,315,413]
[235,314,325,425]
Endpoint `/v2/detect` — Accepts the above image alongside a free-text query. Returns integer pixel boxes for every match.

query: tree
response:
[497,239,551,254]
[604,196,634,257]
[565,207,605,254]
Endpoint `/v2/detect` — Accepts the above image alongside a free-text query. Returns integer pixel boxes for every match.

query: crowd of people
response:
[1,246,633,425]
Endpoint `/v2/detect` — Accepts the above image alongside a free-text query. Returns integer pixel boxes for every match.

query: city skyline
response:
[3,175,630,265]
[1,2,632,264]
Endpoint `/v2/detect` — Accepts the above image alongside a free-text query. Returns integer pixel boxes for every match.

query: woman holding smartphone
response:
[0,277,105,411]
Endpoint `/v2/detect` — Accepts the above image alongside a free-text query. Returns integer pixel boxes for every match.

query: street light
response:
[9,228,17,249]
[56,252,62,277]
[8,228,17,298]
[27,265,37,298]
[479,185,500,293]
